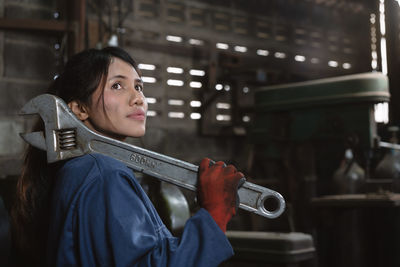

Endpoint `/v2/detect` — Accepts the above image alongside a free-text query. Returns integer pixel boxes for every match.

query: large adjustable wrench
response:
[19,94,285,219]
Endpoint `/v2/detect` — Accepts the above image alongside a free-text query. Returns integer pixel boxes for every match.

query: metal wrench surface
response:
[19,94,285,219]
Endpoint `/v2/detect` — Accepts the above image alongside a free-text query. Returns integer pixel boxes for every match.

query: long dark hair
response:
[11,47,138,266]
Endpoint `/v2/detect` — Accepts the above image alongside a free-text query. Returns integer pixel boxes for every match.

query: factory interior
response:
[1,0,400,266]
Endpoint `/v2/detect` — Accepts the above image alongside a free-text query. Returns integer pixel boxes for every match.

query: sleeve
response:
[75,169,233,267]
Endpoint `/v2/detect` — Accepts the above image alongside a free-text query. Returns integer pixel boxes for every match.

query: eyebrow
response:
[108,75,143,84]
[108,75,126,81]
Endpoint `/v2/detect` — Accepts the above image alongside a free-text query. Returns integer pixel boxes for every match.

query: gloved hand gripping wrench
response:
[19,94,285,219]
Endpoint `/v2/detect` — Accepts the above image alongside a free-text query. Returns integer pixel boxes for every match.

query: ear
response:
[68,100,89,121]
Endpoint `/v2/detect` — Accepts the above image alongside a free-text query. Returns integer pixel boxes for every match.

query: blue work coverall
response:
[46,153,234,266]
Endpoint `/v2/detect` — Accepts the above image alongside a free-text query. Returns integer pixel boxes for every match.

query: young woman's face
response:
[84,57,148,140]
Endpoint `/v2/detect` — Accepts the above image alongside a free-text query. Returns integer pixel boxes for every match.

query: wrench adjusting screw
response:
[58,129,77,150]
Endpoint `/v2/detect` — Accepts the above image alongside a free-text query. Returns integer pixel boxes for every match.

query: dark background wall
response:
[0,0,59,179]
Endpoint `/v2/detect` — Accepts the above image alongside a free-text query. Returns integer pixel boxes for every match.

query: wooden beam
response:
[68,0,86,53]
[0,18,73,33]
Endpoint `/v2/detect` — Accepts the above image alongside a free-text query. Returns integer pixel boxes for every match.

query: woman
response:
[11,47,244,266]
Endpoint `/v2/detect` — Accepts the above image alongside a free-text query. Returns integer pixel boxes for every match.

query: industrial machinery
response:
[250,72,400,267]
[252,72,389,199]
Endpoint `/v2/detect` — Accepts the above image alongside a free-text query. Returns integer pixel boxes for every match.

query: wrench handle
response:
[88,139,285,219]
[90,139,199,189]
[239,181,285,219]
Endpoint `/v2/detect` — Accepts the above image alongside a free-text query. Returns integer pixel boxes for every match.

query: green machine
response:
[250,72,390,231]
[252,72,389,190]
[253,72,389,153]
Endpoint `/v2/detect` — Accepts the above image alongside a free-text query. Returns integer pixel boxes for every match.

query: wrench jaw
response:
[19,131,46,151]
[19,94,86,163]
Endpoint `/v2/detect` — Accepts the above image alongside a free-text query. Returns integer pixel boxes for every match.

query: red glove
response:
[198,158,245,232]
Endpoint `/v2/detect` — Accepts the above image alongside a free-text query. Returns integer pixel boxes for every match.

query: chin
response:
[127,128,146,138]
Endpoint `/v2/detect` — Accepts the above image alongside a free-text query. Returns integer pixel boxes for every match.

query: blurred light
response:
[190,69,205,76]
[294,55,306,62]
[108,34,118,47]
[372,51,378,59]
[166,35,182,42]
[216,43,229,49]
[257,49,269,56]
[370,13,376,24]
[224,85,231,91]
[216,114,231,121]
[168,112,185,119]
[243,87,249,93]
[190,81,202,88]
[233,127,246,135]
[190,113,201,120]
[371,13,378,71]
[379,2,386,35]
[310,58,320,64]
[372,59,378,69]
[167,67,184,74]
[342,63,351,69]
[381,37,388,75]
[190,100,202,107]
[379,0,385,12]
[54,43,60,50]
[379,1,388,75]
[168,99,184,106]
[328,61,339,67]
[274,52,286,59]
[138,64,156,70]
[243,115,251,122]
[167,79,184,86]
[344,48,353,54]
[146,97,157,104]
[189,38,204,45]
[374,102,389,124]
[216,103,231,109]
[215,84,223,90]
[234,45,247,53]
[147,110,157,117]
[142,76,157,83]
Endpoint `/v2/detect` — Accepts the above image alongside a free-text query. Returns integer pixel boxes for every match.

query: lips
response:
[127,110,146,121]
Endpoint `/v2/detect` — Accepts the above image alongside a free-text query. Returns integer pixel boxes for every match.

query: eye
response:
[135,84,144,92]
[111,82,122,90]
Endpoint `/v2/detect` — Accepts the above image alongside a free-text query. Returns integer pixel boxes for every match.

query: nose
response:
[129,89,145,106]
